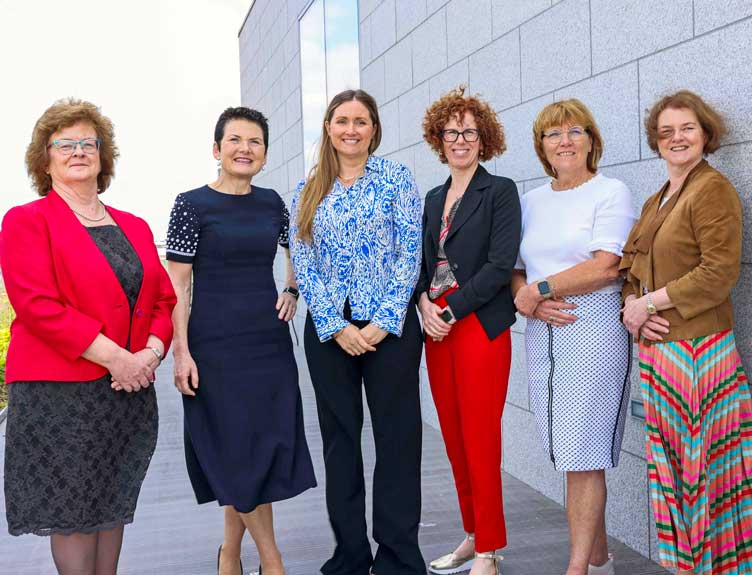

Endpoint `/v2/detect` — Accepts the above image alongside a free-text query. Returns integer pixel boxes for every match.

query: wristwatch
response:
[537,280,553,300]
[282,286,300,300]
[646,293,657,315]
[440,307,455,324]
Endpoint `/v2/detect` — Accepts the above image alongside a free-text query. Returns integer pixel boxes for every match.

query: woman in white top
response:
[511,99,635,575]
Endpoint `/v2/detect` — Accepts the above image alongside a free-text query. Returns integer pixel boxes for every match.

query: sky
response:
[0,0,251,240]
[300,0,360,171]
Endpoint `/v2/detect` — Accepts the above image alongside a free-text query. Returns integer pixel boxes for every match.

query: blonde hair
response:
[26,98,119,196]
[296,90,381,243]
[532,99,603,178]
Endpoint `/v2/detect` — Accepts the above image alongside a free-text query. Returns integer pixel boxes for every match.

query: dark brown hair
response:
[26,98,119,196]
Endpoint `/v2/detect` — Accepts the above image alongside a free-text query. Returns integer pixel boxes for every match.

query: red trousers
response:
[425,291,511,552]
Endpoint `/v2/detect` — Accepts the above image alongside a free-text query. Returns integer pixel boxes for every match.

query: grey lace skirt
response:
[4,376,158,536]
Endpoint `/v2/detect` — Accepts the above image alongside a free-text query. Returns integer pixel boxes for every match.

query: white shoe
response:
[588,555,614,575]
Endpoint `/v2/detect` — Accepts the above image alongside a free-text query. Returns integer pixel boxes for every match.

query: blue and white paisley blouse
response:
[290,155,422,342]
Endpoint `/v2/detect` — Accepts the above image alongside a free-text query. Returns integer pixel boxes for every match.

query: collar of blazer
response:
[46,188,150,300]
[427,163,492,246]
[623,159,708,257]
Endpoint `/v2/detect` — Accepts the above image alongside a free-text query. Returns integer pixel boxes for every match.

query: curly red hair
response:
[422,86,506,163]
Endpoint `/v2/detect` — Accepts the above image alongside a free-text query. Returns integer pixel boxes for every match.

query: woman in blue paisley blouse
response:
[290,89,424,575]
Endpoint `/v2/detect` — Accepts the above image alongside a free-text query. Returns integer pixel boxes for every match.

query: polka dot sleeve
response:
[278,201,290,248]
[165,193,200,263]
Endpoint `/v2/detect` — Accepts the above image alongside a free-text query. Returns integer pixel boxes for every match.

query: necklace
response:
[71,201,107,222]
[338,170,364,185]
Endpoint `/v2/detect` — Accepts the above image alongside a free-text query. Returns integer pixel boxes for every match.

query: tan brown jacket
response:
[619,160,742,343]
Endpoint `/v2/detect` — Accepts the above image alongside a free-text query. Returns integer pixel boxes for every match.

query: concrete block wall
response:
[239,0,752,562]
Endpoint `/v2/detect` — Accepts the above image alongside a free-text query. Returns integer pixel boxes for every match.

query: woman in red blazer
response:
[0,99,176,575]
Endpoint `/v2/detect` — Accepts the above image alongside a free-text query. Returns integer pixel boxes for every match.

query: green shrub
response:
[0,287,13,410]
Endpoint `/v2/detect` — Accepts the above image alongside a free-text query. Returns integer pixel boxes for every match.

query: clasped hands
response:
[418,293,453,342]
[514,282,578,326]
[109,347,160,393]
[621,294,670,341]
[333,323,388,356]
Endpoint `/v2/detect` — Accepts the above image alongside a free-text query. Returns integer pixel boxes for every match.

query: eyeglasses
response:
[441,129,480,143]
[542,127,588,144]
[48,138,102,155]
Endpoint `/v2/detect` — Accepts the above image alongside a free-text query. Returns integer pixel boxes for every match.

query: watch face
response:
[538,281,550,296]
[440,309,453,323]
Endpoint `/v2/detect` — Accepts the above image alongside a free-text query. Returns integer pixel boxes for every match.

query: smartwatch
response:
[537,280,553,300]
[282,286,300,300]
[440,307,455,323]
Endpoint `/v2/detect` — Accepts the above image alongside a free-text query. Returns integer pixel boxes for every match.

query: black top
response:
[416,164,521,340]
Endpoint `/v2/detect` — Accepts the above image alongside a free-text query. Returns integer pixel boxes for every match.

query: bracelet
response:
[149,347,163,363]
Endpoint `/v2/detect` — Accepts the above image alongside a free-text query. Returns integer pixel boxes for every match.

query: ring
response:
[548,315,555,323]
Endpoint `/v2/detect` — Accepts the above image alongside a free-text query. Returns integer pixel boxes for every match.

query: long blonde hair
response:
[296,90,382,242]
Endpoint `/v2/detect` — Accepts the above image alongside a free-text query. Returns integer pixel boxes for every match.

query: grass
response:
[0,282,13,411]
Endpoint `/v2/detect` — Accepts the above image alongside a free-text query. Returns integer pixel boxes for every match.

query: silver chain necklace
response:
[71,201,107,222]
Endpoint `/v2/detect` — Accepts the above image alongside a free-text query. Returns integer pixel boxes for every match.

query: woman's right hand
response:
[532,299,578,327]
[173,349,199,396]
[106,348,154,393]
[639,315,670,341]
[418,293,452,341]
[333,325,377,356]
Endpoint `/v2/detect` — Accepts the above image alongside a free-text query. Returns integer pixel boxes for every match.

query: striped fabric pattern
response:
[639,330,752,574]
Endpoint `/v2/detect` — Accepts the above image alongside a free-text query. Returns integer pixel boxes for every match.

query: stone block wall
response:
[240,0,752,561]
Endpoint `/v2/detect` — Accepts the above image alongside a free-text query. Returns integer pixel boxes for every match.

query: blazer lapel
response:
[446,164,491,241]
[632,160,708,254]
[427,179,450,247]
[47,190,132,305]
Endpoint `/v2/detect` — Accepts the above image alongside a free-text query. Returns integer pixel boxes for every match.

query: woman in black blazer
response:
[417,87,520,575]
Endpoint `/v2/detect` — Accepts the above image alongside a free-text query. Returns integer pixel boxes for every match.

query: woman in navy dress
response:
[166,107,316,575]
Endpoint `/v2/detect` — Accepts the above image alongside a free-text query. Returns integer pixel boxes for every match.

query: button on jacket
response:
[290,155,422,342]
[0,189,177,383]
[619,159,742,342]
[416,164,521,340]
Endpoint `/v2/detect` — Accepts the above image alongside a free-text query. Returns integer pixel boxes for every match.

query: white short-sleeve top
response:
[516,173,636,293]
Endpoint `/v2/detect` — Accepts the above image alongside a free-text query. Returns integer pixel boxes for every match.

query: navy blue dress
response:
[166,185,316,512]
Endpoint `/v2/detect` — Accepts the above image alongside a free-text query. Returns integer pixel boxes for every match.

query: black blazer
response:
[416,164,521,340]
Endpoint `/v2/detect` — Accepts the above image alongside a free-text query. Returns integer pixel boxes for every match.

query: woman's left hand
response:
[111,348,159,391]
[514,283,541,317]
[360,323,388,346]
[276,291,297,322]
[621,294,650,338]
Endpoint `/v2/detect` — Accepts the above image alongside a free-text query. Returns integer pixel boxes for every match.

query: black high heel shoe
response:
[217,544,244,575]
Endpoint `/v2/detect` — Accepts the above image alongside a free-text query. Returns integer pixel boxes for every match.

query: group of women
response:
[0,83,749,575]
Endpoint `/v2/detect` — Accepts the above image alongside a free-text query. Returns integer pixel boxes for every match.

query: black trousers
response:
[304,304,425,575]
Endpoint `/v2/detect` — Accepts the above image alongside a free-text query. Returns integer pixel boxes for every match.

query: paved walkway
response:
[0,348,667,574]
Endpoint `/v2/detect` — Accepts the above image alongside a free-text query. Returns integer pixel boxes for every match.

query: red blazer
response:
[0,190,176,384]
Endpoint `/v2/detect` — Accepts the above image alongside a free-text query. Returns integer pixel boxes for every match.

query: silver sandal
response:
[473,550,504,575]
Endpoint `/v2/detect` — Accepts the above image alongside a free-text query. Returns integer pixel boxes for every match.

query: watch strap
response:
[282,286,300,300]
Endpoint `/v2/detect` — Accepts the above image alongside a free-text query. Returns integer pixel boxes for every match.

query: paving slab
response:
[0,347,667,574]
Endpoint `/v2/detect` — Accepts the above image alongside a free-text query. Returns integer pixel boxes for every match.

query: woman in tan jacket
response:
[620,90,752,575]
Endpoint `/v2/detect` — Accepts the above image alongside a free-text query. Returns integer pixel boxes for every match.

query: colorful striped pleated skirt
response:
[639,330,752,574]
